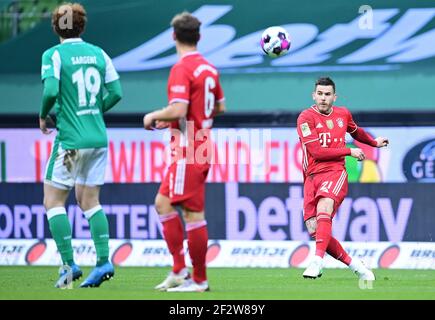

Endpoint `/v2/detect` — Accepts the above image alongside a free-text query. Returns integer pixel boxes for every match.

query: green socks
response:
[47,208,74,265]
[85,207,110,266]
[47,206,110,267]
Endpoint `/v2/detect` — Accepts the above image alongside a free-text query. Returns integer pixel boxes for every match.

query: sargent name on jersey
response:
[71,56,97,65]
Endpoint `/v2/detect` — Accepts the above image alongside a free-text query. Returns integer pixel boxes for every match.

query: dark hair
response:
[52,3,87,39]
[315,77,336,92]
[171,11,201,45]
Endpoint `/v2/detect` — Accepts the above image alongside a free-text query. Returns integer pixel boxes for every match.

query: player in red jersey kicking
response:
[297,77,388,280]
[143,11,225,292]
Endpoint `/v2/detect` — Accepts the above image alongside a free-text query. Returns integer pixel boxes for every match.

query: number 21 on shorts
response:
[320,181,333,193]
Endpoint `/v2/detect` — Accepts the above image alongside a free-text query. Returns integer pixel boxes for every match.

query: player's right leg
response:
[44,145,82,288]
[303,217,323,279]
[154,193,189,291]
[303,197,335,279]
[302,176,324,279]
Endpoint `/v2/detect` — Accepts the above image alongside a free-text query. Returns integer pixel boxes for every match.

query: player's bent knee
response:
[75,197,83,210]
[154,194,173,215]
[182,210,205,223]
[76,196,99,212]
[317,197,335,214]
[43,197,64,211]
[78,201,100,212]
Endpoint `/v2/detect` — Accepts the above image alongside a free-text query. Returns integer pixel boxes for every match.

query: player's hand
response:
[154,120,170,129]
[143,114,156,130]
[39,116,54,135]
[350,148,365,161]
[375,137,389,148]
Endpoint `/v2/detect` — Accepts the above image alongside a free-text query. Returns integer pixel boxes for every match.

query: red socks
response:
[159,212,186,273]
[186,221,208,283]
[310,219,352,265]
[327,237,352,265]
[160,213,209,283]
[315,213,332,258]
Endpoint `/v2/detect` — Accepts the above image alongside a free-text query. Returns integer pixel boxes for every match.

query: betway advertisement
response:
[1,183,434,242]
[113,4,435,73]
[1,1,434,114]
[0,127,434,183]
[2,1,435,73]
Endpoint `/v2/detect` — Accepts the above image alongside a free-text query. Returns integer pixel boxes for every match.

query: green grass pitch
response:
[0,266,434,300]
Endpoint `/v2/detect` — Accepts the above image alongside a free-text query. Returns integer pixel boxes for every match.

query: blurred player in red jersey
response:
[297,77,388,280]
[143,11,225,292]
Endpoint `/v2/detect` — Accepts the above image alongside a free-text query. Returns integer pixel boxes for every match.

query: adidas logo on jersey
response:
[316,123,323,128]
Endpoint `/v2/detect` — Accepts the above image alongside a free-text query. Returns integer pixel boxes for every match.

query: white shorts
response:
[44,143,107,190]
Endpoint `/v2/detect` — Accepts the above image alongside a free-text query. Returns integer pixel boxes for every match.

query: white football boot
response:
[167,279,210,292]
[303,256,323,279]
[350,259,376,281]
[154,268,190,291]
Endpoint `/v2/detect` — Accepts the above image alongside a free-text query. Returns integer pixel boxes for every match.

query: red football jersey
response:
[297,105,357,175]
[167,51,224,161]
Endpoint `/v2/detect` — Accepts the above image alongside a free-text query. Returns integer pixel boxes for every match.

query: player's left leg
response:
[44,183,73,266]
[308,218,375,280]
[44,145,83,287]
[307,216,351,266]
[44,183,83,287]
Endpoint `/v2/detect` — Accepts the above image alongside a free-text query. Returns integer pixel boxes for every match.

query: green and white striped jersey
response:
[41,38,119,149]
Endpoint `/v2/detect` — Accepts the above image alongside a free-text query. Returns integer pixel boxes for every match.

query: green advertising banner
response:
[0,0,434,113]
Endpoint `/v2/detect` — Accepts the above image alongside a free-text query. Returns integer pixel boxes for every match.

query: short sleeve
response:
[167,65,190,105]
[297,112,319,145]
[102,50,119,83]
[41,49,61,81]
[345,107,358,133]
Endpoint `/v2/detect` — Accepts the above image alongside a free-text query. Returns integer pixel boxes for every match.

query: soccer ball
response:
[260,26,291,58]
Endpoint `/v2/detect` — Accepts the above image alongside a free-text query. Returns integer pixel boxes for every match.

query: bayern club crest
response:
[336,118,344,128]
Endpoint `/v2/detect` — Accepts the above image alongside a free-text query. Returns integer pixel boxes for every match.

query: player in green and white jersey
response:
[40,3,122,288]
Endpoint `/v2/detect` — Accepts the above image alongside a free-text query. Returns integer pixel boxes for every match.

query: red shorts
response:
[159,160,210,212]
[303,169,348,222]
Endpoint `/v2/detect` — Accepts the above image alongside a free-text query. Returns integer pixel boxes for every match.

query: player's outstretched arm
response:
[305,141,351,161]
[349,127,377,147]
[374,136,389,148]
[143,102,188,130]
[102,79,123,113]
[350,127,389,148]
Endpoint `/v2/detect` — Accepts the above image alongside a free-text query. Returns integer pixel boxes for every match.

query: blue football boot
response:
[80,262,114,288]
[55,264,83,288]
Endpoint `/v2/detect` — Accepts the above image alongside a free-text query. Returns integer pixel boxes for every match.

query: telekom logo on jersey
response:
[113,6,435,71]
[318,132,331,148]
